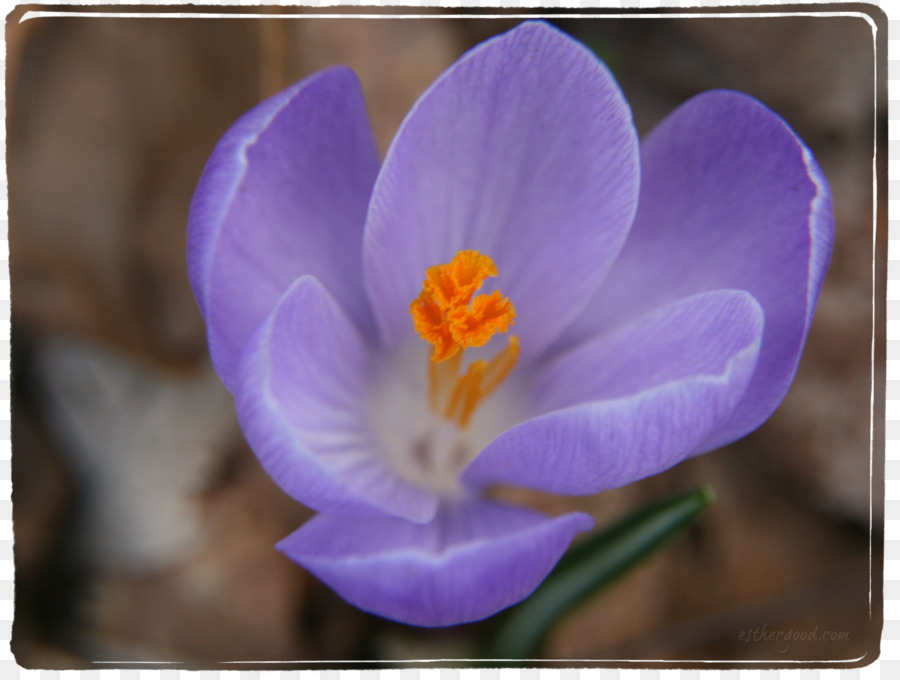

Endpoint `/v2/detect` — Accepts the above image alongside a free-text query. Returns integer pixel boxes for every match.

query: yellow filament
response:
[445,359,486,423]
[458,361,489,429]
[478,335,521,401]
[429,351,461,411]
[432,337,519,428]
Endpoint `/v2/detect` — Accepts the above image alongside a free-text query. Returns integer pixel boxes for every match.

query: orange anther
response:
[410,250,514,363]
[448,290,516,349]
[410,291,457,361]
[423,250,497,310]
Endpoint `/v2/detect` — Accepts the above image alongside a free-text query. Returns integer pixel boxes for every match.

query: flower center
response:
[409,250,519,428]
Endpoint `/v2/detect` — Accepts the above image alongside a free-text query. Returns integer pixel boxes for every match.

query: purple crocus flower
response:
[187,21,832,627]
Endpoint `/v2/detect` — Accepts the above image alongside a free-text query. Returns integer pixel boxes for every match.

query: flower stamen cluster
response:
[410,250,519,428]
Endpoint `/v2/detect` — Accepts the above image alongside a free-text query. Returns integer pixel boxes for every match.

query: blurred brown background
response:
[7,7,884,666]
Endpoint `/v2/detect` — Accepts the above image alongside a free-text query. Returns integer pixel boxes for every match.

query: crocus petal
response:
[463,290,764,494]
[236,275,437,523]
[278,499,593,627]
[363,20,639,360]
[554,90,833,450]
[187,66,380,391]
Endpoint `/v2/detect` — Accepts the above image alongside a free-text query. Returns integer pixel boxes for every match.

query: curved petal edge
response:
[464,291,765,494]
[188,66,380,391]
[363,19,640,360]
[278,500,593,627]
[236,275,438,523]
[555,90,833,451]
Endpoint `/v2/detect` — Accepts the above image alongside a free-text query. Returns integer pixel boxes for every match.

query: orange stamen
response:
[448,290,516,349]
[423,250,497,310]
[410,291,457,361]
[479,335,520,400]
[445,360,486,423]
[429,351,462,411]
[410,250,520,429]
[409,250,515,363]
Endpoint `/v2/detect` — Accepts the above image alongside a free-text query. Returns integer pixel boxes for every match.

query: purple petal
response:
[188,67,380,391]
[554,90,833,450]
[278,499,593,627]
[363,20,639,360]
[236,276,437,523]
[463,290,764,494]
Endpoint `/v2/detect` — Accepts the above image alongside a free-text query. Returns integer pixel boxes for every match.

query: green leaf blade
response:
[487,484,716,660]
